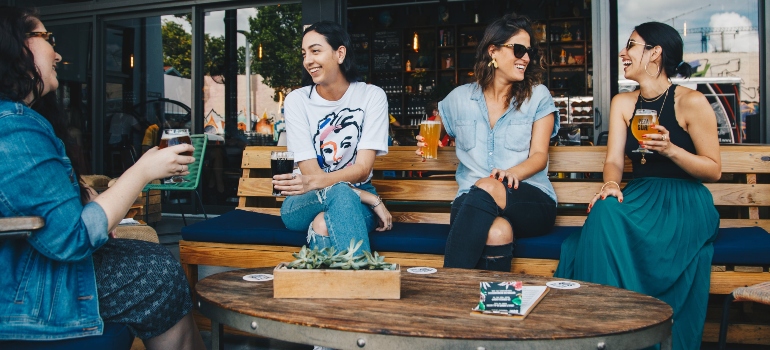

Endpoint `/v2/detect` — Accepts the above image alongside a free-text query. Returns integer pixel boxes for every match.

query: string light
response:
[413,33,419,52]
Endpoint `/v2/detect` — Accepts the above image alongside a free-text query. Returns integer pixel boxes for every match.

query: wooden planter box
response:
[273,263,401,299]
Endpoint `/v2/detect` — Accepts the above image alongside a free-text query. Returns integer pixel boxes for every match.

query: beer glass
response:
[159,129,192,183]
[419,120,441,159]
[271,151,294,196]
[630,109,658,154]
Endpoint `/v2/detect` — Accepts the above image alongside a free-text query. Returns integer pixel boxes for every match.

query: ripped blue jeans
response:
[280,182,377,253]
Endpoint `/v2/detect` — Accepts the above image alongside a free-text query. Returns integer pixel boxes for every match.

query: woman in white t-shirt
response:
[274,21,392,254]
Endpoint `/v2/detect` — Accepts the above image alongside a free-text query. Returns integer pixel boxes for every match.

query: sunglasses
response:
[27,32,55,47]
[626,39,652,51]
[499,43,537,59]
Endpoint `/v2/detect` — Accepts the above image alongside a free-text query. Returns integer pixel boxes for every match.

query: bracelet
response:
[600,181,620,193]
[370,196,382,209]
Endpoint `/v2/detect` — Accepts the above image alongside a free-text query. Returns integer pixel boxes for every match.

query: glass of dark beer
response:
[271,151,294,196]
[159,129,192,183]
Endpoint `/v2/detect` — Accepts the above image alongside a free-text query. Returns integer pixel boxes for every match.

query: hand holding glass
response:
[271,151,294,196]
[419,120,441,159]
[631,110,658,153]
[159,129,192,183]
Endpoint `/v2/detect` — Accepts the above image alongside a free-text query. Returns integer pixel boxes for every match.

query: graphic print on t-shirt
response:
[313,108,364,172]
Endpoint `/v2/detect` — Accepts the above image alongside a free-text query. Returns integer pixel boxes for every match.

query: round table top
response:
[196,267,672,342]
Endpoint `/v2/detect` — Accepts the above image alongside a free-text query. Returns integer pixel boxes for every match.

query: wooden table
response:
[196,267,673,350]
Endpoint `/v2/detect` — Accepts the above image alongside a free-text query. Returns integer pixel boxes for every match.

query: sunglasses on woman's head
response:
[26,32,55,47]
[626,39,652,51]
[498,43,537,59]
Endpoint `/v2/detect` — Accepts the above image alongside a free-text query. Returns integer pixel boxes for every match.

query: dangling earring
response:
[645,61,661,77]
[487,58,498,68]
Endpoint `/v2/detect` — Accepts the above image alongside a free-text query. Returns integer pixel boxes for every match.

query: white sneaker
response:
[312,346,335,350]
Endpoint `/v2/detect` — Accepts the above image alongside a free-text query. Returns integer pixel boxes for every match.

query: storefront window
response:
[202,5,302,207]
[102,13,193,178]
[616,0,760,143]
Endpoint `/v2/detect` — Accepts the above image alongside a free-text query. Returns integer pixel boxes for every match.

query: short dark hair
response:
[301,21,360,87]
[0,6,44,103]
[634,22,693,78]
[473,13,544,110]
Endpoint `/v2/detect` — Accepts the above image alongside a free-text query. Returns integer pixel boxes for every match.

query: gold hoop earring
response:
[487,58,498,69]
[645,61,661,77]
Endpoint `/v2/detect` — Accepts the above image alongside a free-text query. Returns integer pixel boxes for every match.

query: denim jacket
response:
[438,83,560,201]
[0,99,109,340]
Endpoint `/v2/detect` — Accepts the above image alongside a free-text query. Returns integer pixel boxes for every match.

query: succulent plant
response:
[287,238,395,270]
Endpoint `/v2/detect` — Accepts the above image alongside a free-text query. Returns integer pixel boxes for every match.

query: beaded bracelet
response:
[600,180,620,193]
[370,196,382,209]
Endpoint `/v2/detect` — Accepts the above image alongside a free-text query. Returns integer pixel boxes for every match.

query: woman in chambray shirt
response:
[0,7,203,348]
[439,13,559,271]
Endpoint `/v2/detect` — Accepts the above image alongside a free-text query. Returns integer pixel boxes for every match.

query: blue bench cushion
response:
[182,210,770,265]
[712,227,770,265]
[0,323,133,350]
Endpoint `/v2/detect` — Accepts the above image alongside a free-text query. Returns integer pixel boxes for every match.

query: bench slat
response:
[241,146,770,174]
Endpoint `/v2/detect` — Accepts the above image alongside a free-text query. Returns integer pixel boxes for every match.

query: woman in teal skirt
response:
[555,22,721,350]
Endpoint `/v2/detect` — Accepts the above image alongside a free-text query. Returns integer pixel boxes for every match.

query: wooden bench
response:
[180,145,770,345]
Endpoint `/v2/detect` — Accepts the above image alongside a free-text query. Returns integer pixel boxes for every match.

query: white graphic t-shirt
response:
[284,82,389,184]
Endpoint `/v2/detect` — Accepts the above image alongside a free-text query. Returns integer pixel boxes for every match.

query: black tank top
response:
[624,84,696,179]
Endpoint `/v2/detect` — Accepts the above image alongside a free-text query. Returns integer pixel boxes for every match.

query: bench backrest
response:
[238,146,770,231]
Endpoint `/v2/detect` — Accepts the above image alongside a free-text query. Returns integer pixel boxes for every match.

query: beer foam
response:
[161,129,190,139]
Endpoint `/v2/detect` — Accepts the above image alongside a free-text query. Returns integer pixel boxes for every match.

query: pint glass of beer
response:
[419,120,441,159]
[271,151,294,196]
[159,129,192,183]
[631,109,658,153]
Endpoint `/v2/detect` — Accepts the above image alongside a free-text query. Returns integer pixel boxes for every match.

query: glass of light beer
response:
[271,151,294,196]
[159,129,192,183]
[631,109,658,153]
[419,120,441,159]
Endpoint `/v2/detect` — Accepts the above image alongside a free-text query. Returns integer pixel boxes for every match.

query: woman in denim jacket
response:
[440,13,559,271]
[0,7,204,348]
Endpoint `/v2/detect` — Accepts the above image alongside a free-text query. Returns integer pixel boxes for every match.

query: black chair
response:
[596,131,609,146]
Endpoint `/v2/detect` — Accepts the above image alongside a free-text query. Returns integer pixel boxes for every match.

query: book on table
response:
[470,281,549,320]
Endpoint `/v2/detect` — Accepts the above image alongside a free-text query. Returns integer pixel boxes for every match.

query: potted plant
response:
[273,239,401,299]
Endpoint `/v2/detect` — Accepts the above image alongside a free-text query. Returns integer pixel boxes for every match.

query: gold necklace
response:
[638,85,670,164]
[639,83,671,102]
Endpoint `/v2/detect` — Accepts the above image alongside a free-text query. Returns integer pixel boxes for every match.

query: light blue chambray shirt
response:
[438,83,560,201]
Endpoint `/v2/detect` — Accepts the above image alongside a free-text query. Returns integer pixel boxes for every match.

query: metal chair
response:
[143,134,208,225]
[718,281,770,349]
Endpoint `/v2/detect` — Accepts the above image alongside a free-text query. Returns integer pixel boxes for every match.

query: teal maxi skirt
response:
[555,177,719,350]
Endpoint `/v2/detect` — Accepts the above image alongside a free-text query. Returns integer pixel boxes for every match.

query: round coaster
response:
[546,281,581,289]
[243,274,274,282]
[407,267,437,274]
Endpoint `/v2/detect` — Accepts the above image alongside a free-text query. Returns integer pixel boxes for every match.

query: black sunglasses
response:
[499,43,537,59]
[626,39,652,51]
[26,32,55,47]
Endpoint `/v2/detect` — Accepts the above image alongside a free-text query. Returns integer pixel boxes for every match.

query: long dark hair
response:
[300,21,360,87]
[473,13,544,110]
[634,22,693,78]
[0,6,89,203]
[0,6,44,103]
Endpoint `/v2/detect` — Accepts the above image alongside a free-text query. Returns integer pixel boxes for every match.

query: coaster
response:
[406,267,437,274]
[546,281,580,289]
[243,274,274,282]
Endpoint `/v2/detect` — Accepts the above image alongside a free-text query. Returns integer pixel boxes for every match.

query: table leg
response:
[660,333,672,350]
[211,320,224,350]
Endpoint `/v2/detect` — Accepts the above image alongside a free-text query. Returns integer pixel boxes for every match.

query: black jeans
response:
[443,182,556,269]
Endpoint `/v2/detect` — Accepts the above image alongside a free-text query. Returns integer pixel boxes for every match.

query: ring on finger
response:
[662,134,667,142]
